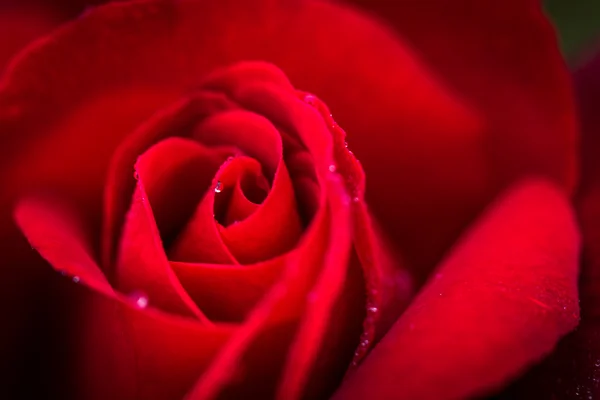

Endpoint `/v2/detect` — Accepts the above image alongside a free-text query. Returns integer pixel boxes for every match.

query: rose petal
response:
[170,257,285,323]
[168,186,237,265]
[67,277,235,400]
[115,162,210,321]
[219,161,302,264]
[221,171,262,225]
[332,180,580,400]
[192,109,282,178]
[14,197,113,296]
[304,93,413,352]
[275,186,359,400]
[494,47,600,400]
[0,4,63,73]
[169,106,303,264]
[135,137,234,247]
[102,91,238,271]
[343,0,578,279]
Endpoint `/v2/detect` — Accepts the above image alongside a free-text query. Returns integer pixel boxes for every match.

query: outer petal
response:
[333,180,580,400]
[496,47,600,399]
[0,3,63,73]
[345,0,578,279]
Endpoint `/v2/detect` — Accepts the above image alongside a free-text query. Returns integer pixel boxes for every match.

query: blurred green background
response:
[545,0,600,63]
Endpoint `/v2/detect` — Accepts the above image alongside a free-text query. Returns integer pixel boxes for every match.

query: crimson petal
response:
[343,0,578,280]
[115,140,217,322]
[495,47,600,400]
[333,180,580,400]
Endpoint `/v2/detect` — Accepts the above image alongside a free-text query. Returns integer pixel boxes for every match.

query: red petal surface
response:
[14,195,236,400]
[0,3,62,73]
[218,161,301,264]
[495,49,600,400]
[185,178,353,400]
[170,257,286,323]
[102,91,238,270]
[333,180,580,400]
[344,0,578,279]
[181,67,365,399]
[133,138,233,249]
[115,149,211,321]
[304,93,413,355]
[14,197,113,296]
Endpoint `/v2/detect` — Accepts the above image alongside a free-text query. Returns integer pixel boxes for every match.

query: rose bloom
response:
[0,0,588,399]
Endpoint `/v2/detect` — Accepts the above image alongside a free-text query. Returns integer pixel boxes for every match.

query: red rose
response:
[0,1,580,399]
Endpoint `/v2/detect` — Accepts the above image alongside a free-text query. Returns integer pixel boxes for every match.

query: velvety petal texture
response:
[494,47,600,400]
[333,180,580,400]
[344,0,578,281]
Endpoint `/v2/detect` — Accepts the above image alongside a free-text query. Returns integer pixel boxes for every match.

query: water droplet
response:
[352,196,360,203]
[328,164,337,173]
[360,339,370,347]
[344,141,349,148]
[214,181,222,193]
[130,292,149,309]
[72,276,80,283]
[133,170,139,180]
[367,306,378,313]
[303,94,316,105]
[227,156,234,162]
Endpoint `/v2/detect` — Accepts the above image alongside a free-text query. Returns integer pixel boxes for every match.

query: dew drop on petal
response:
[214,181,223,193]
[72,276,80,283]
[303,94,316,105]
[130,292,149,309]
[328,164,337,173]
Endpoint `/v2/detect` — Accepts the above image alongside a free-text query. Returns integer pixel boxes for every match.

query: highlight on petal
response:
[333,179,580,400]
